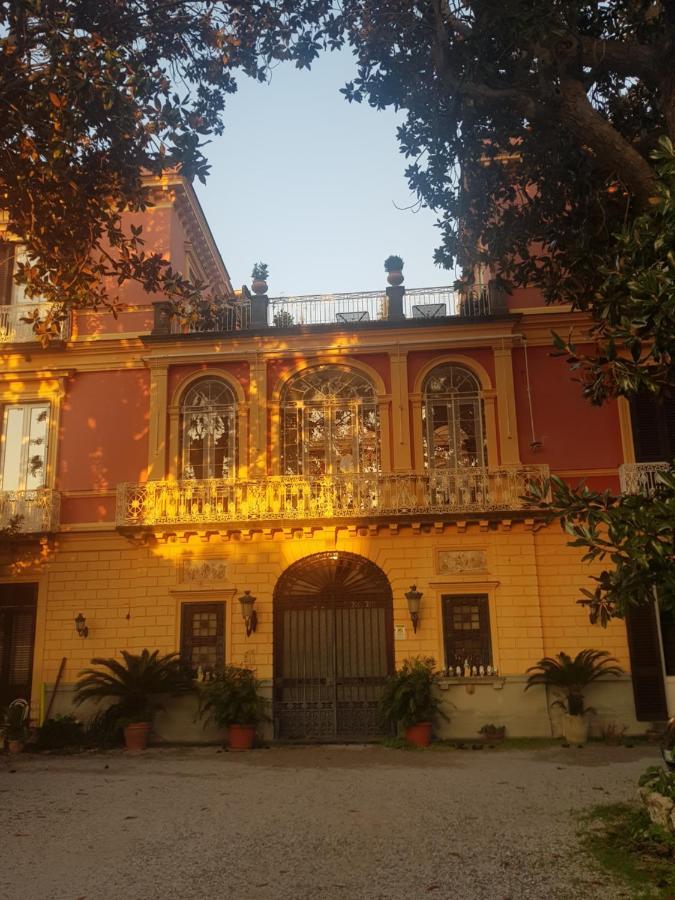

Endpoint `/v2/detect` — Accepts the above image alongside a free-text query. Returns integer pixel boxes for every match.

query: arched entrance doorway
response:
[273,552,394,741]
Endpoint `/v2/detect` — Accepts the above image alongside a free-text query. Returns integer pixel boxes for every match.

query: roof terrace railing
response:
[152,280,501,337]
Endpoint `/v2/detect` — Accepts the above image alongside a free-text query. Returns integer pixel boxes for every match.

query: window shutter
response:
[630,394,675,461]
[626,602,668,721]
[0,583,38,706]
[0,242,14,306]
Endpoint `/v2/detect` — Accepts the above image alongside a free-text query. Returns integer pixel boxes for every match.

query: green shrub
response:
[34,715,85,751]
[639,766,675,801]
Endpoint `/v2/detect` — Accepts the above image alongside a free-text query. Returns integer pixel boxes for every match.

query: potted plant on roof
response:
[525,649,623,745]
[1,699,30,753]
[198,665,269,751]
[73,649,194,751]
[251,262,269,296]
[378,656,448,748]
[384,254,404,286]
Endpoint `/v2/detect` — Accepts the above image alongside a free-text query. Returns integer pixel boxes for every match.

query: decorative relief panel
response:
[180,558,228,583]
[436,549,487,575]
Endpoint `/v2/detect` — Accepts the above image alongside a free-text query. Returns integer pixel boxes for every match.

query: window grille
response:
[180,379,236,480]
[280,367,379,476]
[441,595,492,672]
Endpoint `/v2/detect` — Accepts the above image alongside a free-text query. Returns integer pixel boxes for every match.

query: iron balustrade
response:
[268,285,488,327]
[0,489,61,532]
[169,297,251,334]
[619,461,670,495]
[0,303,71,343]
[116,466,549,528]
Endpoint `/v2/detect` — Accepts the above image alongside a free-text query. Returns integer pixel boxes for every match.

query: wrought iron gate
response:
[273,552,394,740]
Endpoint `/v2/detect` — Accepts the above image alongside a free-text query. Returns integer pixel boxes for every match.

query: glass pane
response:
[25,405,49,489]
[1,407,25,490]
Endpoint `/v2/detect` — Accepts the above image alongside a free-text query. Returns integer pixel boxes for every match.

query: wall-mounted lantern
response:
[239,590,258,637]
[405,585,423,634]
[74,613,89,638]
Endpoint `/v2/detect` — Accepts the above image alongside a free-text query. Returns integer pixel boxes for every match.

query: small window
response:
[441,595,492,671]
[180,602,225,678]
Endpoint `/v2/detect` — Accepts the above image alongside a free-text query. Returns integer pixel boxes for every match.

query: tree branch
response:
[558,76,657,208]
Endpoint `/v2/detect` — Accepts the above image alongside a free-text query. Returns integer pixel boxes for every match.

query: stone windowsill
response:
[437,676,506,690]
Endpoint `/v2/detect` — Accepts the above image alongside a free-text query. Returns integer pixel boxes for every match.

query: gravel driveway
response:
[0,743,659,900]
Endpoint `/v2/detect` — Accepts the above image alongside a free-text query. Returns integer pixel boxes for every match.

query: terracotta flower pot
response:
[563,713,589,745]
[8,740,24,754]
[251,279,268,296]
[124,722,151,752]
[405,722,432,748]
[386,271,404,287]
[227,724,256,751]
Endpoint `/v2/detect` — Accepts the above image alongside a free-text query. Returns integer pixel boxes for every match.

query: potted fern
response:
[378,657,448,747]
[198,665,269,751]
[73,649,193,751]
[525,649,623,744]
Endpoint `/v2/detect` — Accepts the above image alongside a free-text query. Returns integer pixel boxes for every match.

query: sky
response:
[195,49,454,298]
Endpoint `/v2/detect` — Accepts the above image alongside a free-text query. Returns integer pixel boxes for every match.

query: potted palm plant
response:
[378,657,448,747]
[525,649,623,744]
[251,262,269,296]
[384,254,404,286]
[198,665,269,751]
[73,649,193,751]
[1,699,30,753]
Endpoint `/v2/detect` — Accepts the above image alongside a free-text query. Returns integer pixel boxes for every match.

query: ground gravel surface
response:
[0,743,660,900]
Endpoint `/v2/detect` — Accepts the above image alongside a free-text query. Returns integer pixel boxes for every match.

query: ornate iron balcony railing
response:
[0,489,61,532]
[0,303,71,344]
[116,467,549,528]
[619,461,670,495]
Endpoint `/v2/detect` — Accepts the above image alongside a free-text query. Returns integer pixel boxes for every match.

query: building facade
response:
[1,176,672,741]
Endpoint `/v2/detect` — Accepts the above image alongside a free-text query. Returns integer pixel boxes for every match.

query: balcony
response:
[619,461,670,495]
[0,303,71,344]
[116,467,549,529]
[152,281,504,337]
[0,489,61,533]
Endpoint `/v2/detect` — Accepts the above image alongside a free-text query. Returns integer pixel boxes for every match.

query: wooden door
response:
[626,602,668,721]
[0,583,38,707]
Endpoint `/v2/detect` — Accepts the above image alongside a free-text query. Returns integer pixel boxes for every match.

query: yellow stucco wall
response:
[3,518,630,712]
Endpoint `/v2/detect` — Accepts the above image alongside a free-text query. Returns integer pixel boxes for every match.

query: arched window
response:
[180,379,236,479]
[422,364,486,468]
[280,366,379,475]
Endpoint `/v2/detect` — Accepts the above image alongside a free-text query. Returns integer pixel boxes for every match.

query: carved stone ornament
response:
[436,549,487,575]
[180,558,228,583]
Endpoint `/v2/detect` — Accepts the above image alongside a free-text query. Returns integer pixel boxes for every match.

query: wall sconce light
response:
[239,590,258,637]
[74,613,89,638]
[405,585,422,633]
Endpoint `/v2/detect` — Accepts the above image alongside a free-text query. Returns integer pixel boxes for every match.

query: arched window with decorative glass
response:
[180,379,237,479]
[422,364,486,468]
[280,367,380,476]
